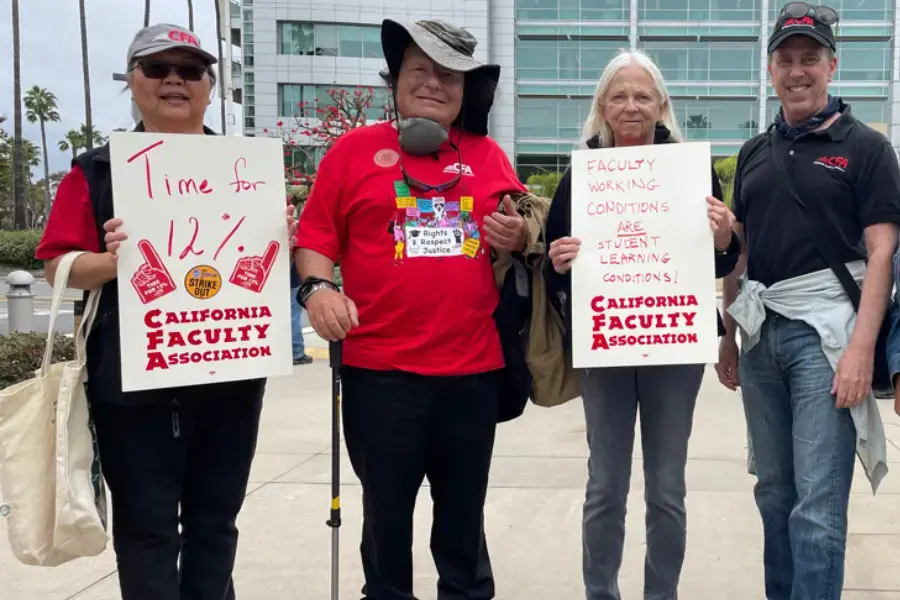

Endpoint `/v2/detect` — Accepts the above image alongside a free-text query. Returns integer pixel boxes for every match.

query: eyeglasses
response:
[399,142,463,194]
[136,60,208,81]
[780,2,840,25]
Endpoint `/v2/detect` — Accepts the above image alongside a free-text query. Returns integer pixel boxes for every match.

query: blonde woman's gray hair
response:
[579,49,684,149]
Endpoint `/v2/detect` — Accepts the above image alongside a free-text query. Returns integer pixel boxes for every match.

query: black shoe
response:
[293,355,314,365]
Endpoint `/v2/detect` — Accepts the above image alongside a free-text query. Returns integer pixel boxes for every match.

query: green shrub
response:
[714,155,738,209]
[526,172,564,199]
[0,230,43,270]
[0,332,76,389]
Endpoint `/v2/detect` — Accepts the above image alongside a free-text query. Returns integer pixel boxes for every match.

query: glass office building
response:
[514,0,898,179]
[242,0,899,179]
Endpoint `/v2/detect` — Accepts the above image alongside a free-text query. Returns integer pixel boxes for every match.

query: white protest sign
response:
[109,133,293,392]
[570,141,718,368]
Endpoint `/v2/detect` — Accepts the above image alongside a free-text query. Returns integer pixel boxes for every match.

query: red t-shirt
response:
[298,121,527,376]
[35,166,100,260]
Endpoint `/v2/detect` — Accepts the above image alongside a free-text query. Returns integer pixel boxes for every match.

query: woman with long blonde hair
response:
[544,50,741,599]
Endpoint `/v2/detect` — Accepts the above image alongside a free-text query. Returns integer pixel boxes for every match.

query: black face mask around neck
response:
[397,117,449,156]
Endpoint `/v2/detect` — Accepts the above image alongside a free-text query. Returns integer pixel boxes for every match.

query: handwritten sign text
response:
[570,142,718,368]
[110,133,292,391]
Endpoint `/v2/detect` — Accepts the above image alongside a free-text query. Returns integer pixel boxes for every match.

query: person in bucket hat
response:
[379,19,500,137]
[296,18,534,600]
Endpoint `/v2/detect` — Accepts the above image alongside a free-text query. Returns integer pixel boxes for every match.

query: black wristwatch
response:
[297,276,340,308]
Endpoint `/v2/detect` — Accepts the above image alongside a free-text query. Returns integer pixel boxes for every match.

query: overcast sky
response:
[0,0,222,176]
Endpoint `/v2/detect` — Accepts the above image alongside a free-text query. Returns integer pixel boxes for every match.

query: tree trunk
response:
[187,0,194,30]
[39,120,51,215]
[144,0,150,27]
[79,0,94,151]
[11,0,26,230]
[71,148,77,161]
[214,0,227,133]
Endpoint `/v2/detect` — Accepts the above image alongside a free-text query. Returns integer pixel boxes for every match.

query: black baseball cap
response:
[767,7,837,54]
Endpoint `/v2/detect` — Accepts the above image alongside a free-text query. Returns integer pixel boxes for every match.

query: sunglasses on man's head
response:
[136,60,208,81]
[780,1,839,25]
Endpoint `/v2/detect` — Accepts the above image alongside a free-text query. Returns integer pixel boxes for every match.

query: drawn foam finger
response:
[137,239,166,270]
[260,241,280,275]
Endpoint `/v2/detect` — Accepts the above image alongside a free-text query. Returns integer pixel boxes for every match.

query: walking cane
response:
[328,340,343,600]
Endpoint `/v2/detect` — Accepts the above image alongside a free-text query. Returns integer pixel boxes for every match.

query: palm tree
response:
[79,123,106,147]
[78,0,95,151]
[144,0,151,27]
[11,0,26,229]
[58,130,85,161]
[187,0,194,29]
[24,86,61,212]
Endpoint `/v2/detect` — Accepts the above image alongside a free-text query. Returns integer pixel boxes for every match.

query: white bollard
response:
[5,271,36,333]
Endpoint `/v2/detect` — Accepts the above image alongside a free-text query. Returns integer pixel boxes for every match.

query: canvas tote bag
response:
[0,250,109,566]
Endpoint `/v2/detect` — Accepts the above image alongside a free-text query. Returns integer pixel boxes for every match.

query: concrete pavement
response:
[3,331,900,599]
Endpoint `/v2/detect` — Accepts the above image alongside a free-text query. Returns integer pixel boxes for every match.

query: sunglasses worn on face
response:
[780,2,839,25]
[399,143,463,194]
[137,60,207,81]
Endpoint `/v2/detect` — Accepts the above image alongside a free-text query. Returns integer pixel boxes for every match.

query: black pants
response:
[88,379,265,600]
[341,366,500,600]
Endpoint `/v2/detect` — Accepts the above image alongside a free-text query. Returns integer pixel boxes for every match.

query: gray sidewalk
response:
[3,332,900,599]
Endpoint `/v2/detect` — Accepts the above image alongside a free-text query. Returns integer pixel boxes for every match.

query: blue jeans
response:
[581,364,705,600]
[739,312,856,600]
[290,286,306,359]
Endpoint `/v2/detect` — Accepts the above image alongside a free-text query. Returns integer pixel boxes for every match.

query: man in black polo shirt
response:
[716,3,900,599]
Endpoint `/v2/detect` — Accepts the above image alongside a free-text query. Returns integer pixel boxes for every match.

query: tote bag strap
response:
[74,286,102,364]
[39,251,86,376]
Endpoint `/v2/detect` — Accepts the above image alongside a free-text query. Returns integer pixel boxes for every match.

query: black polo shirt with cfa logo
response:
[733,103,900,287]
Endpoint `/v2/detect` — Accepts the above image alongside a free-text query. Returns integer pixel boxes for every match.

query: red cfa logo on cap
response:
[784,16,815,27]
[168,30,200,47]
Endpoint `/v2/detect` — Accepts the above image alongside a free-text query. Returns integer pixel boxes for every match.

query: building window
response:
[516,0,628,20]
[277,22,382,58]
[673,100,758,140]
[516,97,593,140]
[766,99,888,125]
[639,41,760,82]
[834,41,891,81]
[277,84,393,120]
[517,96,758,142]
[640,0,762,21]
[516,39,628,80]
[515,154,570,180]
[286,146,327,174]
[767,0,892,21]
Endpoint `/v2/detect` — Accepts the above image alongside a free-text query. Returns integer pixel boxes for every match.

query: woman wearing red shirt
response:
[296,19,528,600]
[35,24,294,600]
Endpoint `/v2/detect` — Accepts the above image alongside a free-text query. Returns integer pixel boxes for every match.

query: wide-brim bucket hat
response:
[381,18,501,136]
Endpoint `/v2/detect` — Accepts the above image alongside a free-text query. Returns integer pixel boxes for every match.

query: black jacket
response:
[544,124,741,351]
